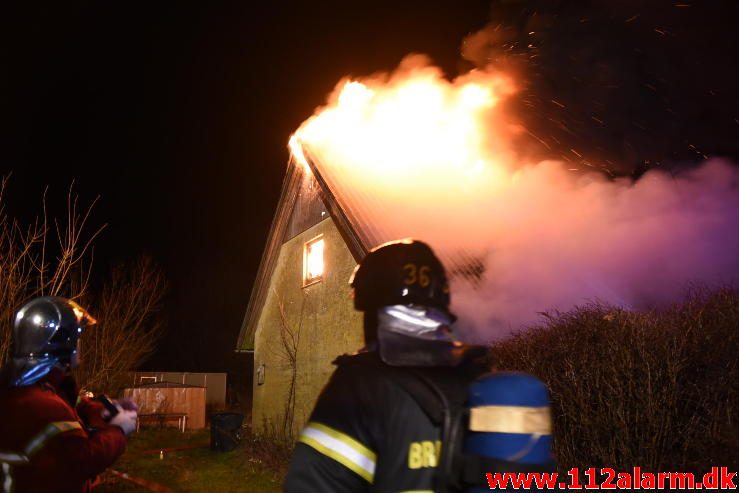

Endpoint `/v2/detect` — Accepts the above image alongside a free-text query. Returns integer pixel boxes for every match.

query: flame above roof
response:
[298,141,487,284]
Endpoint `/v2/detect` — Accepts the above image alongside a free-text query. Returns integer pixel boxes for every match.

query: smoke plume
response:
[451,158,739,340]
[293,3,739,341]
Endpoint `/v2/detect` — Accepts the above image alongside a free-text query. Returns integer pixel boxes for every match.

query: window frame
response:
[303,234,325,287]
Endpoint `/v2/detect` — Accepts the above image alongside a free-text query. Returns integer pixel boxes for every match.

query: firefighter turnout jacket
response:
[0,370,127,493]
[284,350,488,493]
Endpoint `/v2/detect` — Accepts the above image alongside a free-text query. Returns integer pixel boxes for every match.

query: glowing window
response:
[303,236,325,286]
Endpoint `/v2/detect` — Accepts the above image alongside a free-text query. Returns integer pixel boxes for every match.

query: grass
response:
[95,426,289,493]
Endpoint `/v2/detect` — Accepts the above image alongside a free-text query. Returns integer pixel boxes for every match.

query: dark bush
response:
[241,421,294,477]
[490,288,739,472]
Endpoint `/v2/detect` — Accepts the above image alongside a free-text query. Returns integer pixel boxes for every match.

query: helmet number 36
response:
[403,263,431,288]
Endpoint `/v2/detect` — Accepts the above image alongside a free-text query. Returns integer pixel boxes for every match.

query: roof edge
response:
[302,144,368,262]
[235,160,303,350]
[235,145,371,352]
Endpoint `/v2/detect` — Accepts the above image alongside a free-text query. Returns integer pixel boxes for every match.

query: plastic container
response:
[465,372,553,491]
[210,412,244,452]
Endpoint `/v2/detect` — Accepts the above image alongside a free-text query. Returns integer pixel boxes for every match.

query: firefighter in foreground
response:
[285,239,492,492]
[0,296,138,493]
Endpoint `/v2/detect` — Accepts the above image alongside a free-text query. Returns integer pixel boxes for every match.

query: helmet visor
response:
[378,304,457,341]
[376,305,465,367]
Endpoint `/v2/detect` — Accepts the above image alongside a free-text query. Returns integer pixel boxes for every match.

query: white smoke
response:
[294,56,739,342]
[450,158,739,341]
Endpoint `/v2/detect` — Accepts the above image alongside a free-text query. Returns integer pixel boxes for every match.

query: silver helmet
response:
[9,296,96,386]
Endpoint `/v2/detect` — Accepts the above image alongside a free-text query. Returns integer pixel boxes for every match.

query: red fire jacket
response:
[0,372,127,493]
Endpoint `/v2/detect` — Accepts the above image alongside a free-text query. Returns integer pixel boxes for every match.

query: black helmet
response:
[9,296,96,386]
[350,239,453,317]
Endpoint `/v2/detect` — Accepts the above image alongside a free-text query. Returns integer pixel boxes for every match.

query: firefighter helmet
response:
[9,296,96,386]
[350,239,453,317]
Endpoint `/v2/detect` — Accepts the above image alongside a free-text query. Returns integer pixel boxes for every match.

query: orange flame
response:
[290,56,517,195]
[288,135,311,175]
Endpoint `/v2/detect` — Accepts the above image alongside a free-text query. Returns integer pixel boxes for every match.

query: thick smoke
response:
[294,2,739,341]
[451,158,739,340]
[450,0,739,339]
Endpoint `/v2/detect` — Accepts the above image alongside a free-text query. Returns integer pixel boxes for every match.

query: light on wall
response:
[303,235,324,285]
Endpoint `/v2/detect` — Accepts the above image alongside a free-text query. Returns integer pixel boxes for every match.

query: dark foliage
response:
[490,288,739,472]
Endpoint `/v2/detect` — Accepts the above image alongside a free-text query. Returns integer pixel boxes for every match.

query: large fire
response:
[287,55,739,341]
[291,56,517,196]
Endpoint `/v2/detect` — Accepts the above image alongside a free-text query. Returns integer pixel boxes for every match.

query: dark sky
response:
[1,1,737,371]
[0,0,493,371]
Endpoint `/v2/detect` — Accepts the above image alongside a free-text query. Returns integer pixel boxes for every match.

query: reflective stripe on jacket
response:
[284,351,485,492]
[0,376,126,493]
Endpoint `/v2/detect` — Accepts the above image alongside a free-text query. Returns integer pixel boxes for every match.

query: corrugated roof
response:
[300,142,486,283]
[236,142,486,351]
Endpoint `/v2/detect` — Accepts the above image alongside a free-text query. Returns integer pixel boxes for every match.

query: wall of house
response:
[252,217,363,436]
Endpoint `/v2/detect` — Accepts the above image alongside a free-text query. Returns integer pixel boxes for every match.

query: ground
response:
[95,427,288,493]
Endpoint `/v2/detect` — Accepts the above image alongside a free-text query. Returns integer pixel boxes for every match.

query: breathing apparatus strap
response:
[338,349,559,491]
[352,356,556,491]
[356,358,471,492]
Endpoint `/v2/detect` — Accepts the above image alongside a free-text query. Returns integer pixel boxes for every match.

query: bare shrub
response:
[490,288,739,472]
[0,178,102,364]
[243,419,294,477]
[267,288,307,440]
[0,178,166,396]
[75,256,167,395]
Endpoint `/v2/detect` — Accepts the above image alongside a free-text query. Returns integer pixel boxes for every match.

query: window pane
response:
[304,237,324,285]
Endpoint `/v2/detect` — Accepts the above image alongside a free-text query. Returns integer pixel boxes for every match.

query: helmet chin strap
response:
[10,342,78,387]
[69,339,81,368]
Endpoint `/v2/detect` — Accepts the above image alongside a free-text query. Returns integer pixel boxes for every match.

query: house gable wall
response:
[252,217,363,436]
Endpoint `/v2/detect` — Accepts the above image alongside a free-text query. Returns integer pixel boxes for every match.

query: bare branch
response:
[74,256,167,394]
[0,178,103,364]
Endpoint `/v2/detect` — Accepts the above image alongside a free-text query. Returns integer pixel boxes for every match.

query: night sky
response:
[2,1,737,372]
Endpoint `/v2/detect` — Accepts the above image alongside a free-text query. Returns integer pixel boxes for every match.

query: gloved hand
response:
[109,404,138,436]
[117,397,139,412]
[76,397,108,430]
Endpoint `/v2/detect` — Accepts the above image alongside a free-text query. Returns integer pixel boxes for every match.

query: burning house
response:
[235,59,505,435]
[237,55,739,436]
[235,135,495,436]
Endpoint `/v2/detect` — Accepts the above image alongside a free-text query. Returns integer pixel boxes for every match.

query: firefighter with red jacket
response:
[0,296,138,493]
[284,240,490,492]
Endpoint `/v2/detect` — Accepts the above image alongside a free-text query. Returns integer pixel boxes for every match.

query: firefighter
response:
[0,296,138,493]
[284,239,489,492]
